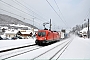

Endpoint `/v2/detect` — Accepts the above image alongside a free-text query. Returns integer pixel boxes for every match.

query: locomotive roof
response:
[38,29,58,33]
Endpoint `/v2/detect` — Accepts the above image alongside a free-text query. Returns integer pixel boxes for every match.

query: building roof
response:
[5,29,18,34]
[80,27,88,33]
[20,30,32,34]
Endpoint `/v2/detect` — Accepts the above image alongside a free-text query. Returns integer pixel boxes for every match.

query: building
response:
[4,29,19,38]
[18,30,33,39]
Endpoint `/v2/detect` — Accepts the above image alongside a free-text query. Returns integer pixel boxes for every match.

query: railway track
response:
[50,39,73,60]
[0,44,42,60]
[0,36,74,60]
[0,44,36,53]
[31,37,74,60]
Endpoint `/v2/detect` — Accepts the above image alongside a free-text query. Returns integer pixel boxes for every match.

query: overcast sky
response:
[0,0,90,30]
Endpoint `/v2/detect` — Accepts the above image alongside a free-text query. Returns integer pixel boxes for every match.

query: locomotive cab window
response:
[38,32,46,37]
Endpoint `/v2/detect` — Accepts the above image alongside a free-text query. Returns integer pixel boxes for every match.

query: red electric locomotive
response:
[35,29,60,45]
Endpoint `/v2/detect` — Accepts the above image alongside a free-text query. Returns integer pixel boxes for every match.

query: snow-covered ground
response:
[60,35,90,59]
[0,38,36,51]
[0,34,90,60]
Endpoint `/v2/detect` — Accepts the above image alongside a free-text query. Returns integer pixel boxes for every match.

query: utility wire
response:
[0,8,24,19]
[86,8,90,18]
[45,0,67,27]
[0,8,42,24]
[54,0,62,14]
[21,0,49,23]
[21,0,49,22]
[13,0,47,22]
[0,0,36,18]
[0,0,47,26]
[53,0,69,27]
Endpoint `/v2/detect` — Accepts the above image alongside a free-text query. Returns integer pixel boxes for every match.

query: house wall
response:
[6,34,16,38]
[20,34,31,39]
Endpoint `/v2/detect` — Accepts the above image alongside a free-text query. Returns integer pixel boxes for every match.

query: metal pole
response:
[50,19,51,30]
[33,18,34,26]
[88,19,89,38]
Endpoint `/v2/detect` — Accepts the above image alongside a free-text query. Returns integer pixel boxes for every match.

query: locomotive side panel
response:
[53,32,60,40]
[46,31,53,40]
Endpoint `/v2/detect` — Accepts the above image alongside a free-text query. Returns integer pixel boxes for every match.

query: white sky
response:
[0,0,90,30]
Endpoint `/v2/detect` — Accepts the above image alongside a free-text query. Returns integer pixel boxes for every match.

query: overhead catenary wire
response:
[21,0,49,22]
[45,0,67,27]
[12,0,49,27]
[0,0,44,22]
[0,8,42,24]
[0,0,46,28]
[12,0,47,22]
[0,0,35,17]
[53,0,68,26]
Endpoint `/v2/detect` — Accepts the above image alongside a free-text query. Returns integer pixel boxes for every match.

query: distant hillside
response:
[0,14,38,29]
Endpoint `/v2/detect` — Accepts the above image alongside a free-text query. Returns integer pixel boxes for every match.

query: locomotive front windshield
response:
[38,32,46,37]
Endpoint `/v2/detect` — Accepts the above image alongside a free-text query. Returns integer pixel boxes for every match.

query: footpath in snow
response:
[60,35,90,59]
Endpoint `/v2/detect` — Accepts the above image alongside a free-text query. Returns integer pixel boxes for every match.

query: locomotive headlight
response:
[45,38,46,40]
